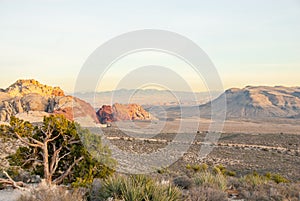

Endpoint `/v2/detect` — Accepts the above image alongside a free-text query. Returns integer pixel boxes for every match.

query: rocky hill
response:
[199,86,300,119]
[0,79,99,124]
[96,103,155,123]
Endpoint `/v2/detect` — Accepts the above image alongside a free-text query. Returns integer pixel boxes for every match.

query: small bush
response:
[225,170,236,177]
[270,173,289,184]
[188,186,227,201]
[173,176,194,189]
[240,173,268,187]
[194,171,227,191]
[186,163,208,173]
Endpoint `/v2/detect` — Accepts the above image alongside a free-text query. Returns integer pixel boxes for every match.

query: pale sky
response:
[0,0,299,92]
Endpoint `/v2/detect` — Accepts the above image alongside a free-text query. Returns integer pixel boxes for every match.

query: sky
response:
[0,0,300,93]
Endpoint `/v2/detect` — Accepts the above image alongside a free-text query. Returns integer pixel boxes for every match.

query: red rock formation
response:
[53,107,74,121]
[96,103,154,123]
[96,105,114,124]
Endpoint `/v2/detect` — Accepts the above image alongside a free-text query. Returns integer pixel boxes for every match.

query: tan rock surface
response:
[0,79,99,123]
[199,86,300,119]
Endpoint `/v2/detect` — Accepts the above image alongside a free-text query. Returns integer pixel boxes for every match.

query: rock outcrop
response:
[0,79,99,123]
[5,79,64,97]
[96,105,114,124]
[96,103,155,123]
[199,86,300,119]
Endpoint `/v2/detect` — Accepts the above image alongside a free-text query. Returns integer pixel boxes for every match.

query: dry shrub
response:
[18,181,86,201]
[187,186,227,201]
[173,176,194,190]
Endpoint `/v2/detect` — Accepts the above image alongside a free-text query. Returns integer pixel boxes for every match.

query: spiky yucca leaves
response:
[97,175,181,201]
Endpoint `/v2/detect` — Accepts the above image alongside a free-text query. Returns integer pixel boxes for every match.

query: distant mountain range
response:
[198,86,300,119]
[73,89,222,107]
[74,86,300,120]
[2,80,300,123]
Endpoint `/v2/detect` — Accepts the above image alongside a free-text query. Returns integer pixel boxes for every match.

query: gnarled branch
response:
[53,156,84,185]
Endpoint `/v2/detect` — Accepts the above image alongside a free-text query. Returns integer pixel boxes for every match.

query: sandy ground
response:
[122,118,300,135]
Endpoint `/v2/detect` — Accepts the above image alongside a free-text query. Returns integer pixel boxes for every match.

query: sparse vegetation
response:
[186,163,208,173]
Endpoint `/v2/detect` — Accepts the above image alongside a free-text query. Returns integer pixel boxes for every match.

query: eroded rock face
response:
[96,103,154,123]
[0,79,99,123]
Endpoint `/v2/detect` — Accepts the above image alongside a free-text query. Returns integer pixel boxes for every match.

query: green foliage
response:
[8,115,115,186]
[212,164,236,177]
[96,175,181,201]
[265,172,289,184]
[226,170,236,177]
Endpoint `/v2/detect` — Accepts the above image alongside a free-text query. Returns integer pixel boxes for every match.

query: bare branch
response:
[22,158,42,167]
[28,137,44,147]
[69,140,81,145]
[53,156,84,185]
[52,151,71,175]
[49,145,63,175]
[14,132,42,148]
[48,133,61,142]
[0,171,26,190]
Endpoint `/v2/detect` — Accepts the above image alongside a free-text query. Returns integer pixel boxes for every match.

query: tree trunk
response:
[43,143,51,185]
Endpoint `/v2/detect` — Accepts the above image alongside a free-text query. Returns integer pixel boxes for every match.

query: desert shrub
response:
[93,174,182,201]
[240,173,268,187]
[194,171,227,191]
[186,163,208,173]
[226,170,236,177]
[18,184,86,201]
[269,173,289,184]
[212,164,236,177]
[187,186,227,201]
[173,176,194,189]
[157,167,169,174]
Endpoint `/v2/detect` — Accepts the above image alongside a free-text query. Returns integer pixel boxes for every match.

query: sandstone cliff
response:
[0,79,99,123]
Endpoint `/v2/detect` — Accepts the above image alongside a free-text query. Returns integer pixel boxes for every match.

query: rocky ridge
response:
[199,86,300,119]
[0,79,99,123]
